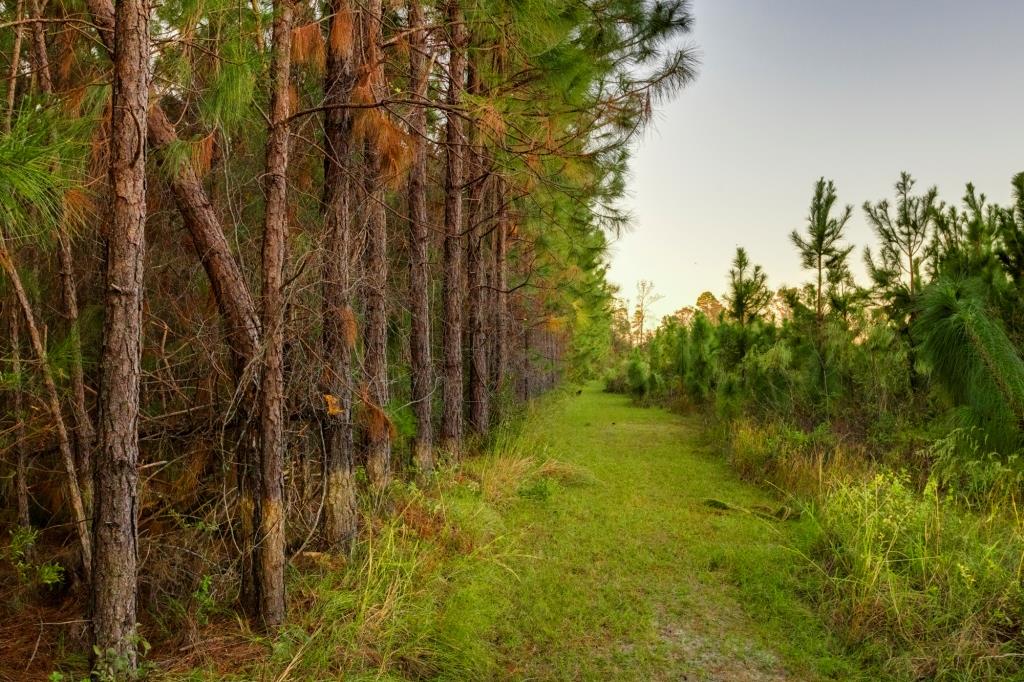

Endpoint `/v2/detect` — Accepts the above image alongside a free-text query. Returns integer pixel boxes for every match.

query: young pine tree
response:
[790,178,853,323]
[724,247,771,327]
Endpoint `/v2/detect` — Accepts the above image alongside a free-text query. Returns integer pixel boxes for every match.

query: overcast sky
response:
[608,0,1024,325]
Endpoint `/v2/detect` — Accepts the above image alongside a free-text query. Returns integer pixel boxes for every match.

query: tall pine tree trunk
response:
[361,0,391,488]
[4,0,24,133]
[491,178,509,401]
[28,0,52,93]
[465,65,489,433]
[256,0,293,628]
[319,0,358,547]
[91,0,148,667]
[86,3,263,601]
[407,0,433,474]
[440,0,467,454]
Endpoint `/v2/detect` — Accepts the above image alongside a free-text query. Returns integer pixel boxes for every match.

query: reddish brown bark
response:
[319,0,359,547]
[465,64,489,435]
[440,0,467,453]
[28,0,52,93]
[91,0,149,668]
[407,0,433,474]
[4,0,24,133]
[255,0,294,628]
[491,178,509,399]
[361,0,391,489]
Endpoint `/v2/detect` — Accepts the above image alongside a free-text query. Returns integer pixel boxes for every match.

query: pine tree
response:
[255,0,294,627]
[319,0,359,546]
[790,178,853,323]
[864,172,938,313]
[406,0,433,475]
[440,0,467,454]
[725,247,771,326]
[91,0,149,668]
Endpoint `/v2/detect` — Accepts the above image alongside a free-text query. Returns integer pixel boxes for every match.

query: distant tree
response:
[927,183,1004,295]
[768,288,795,323]
[610,298,633,352]
[790,178,854,413]
[631,280,662,345]
[791,178,853,323]
[674,306,697,327]
[863,172,938,313]
[684,313,715,402]
[724,247,771,326]
[696,291,724,322]
[406,0,433,475]
[440,0,468,454]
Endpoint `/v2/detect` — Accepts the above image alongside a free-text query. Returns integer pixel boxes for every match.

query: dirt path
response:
[491,385,862,681]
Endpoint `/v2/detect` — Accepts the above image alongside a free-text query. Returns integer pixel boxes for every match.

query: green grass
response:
[477,384,867,681]
[149,383,871,681]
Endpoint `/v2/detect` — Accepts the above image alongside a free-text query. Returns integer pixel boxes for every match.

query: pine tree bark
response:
[319,0,359,547]
[87,0,264,621]
[361,0,391,488]
[440,0,467,453]
[255,0,293,628]
[465,65,489,434]
[91,0,148,667]
[28,0,52,93]
[407,0,433,475]
[491,178,509,400]
[4,0,25,133]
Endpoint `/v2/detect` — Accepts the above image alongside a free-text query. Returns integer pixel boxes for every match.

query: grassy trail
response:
[488,384,864,681]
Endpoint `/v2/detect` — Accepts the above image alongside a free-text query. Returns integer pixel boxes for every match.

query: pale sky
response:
[608,0,1024,326]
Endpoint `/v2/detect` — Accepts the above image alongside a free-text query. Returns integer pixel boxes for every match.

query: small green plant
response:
[192,575,216,625]
[517,476,555,501]
[92,631,151,682]
[6,526,65,588]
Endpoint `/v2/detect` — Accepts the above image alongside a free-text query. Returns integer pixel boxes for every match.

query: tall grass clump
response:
[812,472,1024,680]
